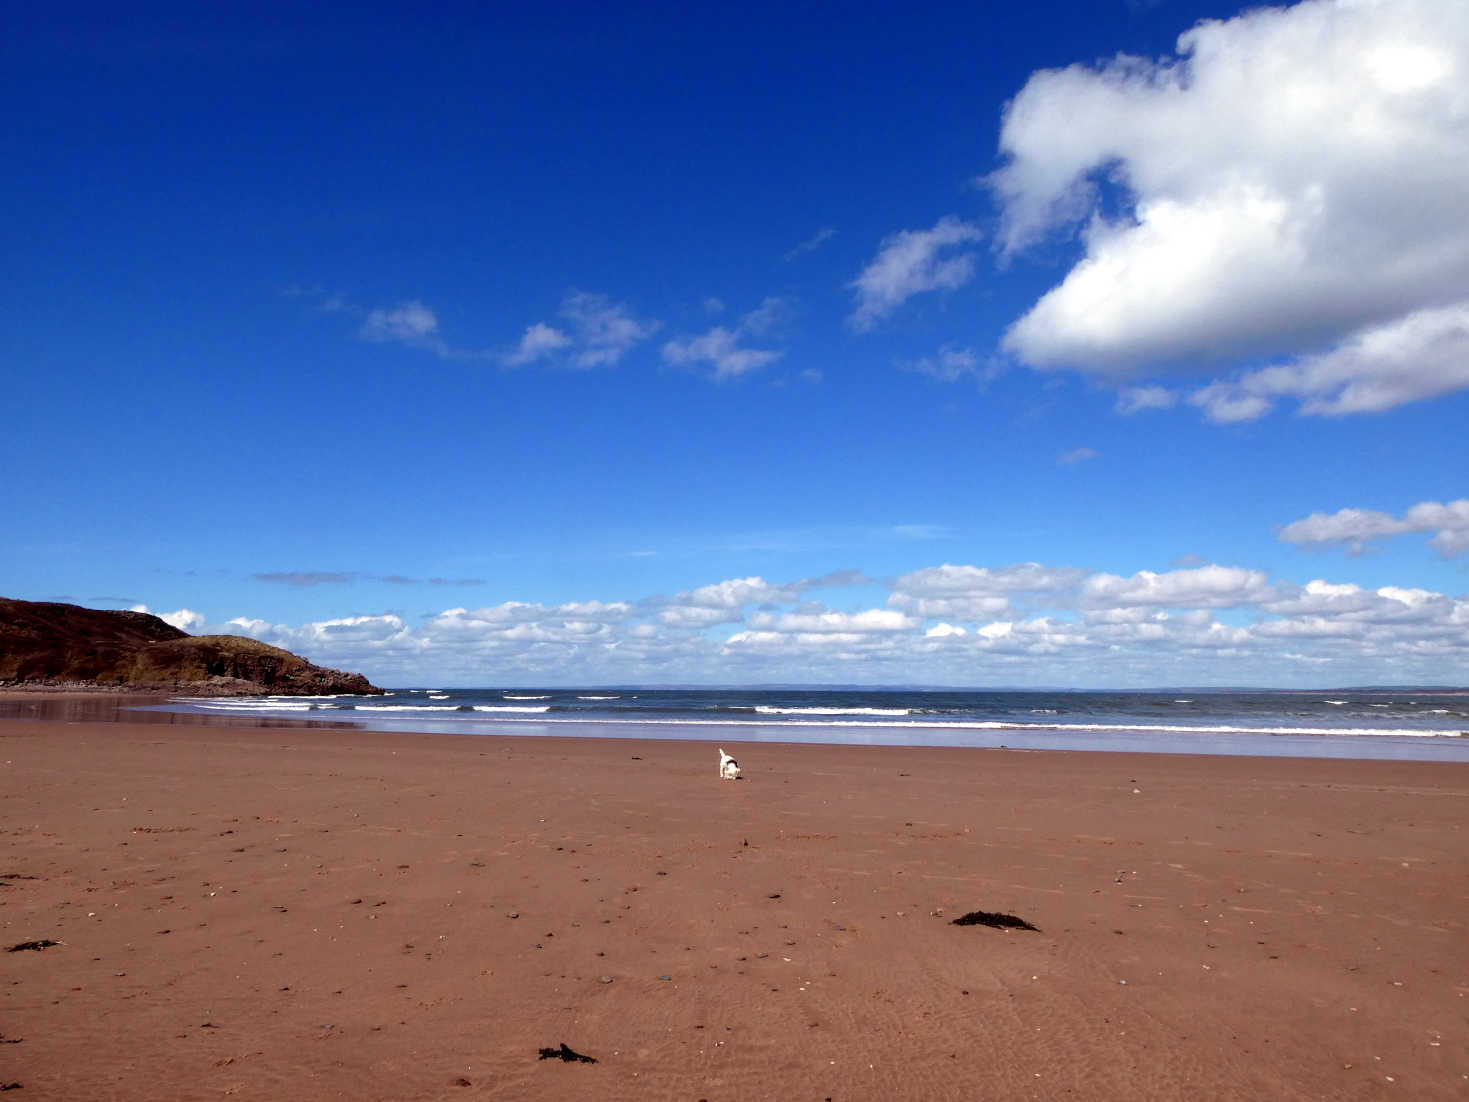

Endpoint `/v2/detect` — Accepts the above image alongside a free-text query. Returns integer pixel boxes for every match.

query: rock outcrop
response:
[0,598,382,696]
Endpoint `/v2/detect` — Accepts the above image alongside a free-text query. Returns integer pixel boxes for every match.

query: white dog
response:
[718,747,741,780]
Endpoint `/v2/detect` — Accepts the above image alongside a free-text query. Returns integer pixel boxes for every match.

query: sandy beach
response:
[1,698,1465,1100]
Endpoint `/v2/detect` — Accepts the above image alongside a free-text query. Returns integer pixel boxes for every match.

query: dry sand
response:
[0,697,1465,1100]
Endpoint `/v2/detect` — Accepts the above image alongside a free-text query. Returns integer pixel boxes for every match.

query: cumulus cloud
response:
[746,608,917,634]
[1261,579,1457,623]
[1081,565,1273,609]
[655,576,803,628]
[849,216,983,330]
[187,557,1469,687]
[129,605,205,632]
[889,562,1086,621]
[662,298,788,380]
[1279,498,1469,557]
[991,0,1469,413]
[1188,304,1469,421]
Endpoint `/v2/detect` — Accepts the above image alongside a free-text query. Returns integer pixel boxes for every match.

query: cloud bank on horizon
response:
[121,497,1469,688]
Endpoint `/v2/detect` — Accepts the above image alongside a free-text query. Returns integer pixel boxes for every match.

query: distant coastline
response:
[0,597,381,697]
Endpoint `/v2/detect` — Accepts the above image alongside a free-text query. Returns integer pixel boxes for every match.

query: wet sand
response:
[0,700,1465,1099]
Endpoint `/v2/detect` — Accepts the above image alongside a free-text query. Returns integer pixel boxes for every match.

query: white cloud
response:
[129,604,205,632]
[784,227,836,262]
[662,298,787,380]
[1186,382,1275,424]
[746,608,917,634]
[507,292,659,370]
[900,344,991,383]
[361,301,441,346]
[1262,579,1457,624]
[1188,303,1469,421]
[188,555,1469,687]
[559,292,660,367]
[1081,565,1273,609]
[849,216,983,331]
[1058,447,1097,465]
[1279,498,1469,557]
[992,0,1469,411]
[655,576,802,628]
[503,322,571,367]
[1115,385,1177,414]
[925,622,966,638]
[889,562,1085,622]
[663,328,780,379]
[160,608,206,632]
[226,616,274,637]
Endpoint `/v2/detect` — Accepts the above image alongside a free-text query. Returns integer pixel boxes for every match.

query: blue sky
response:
[5,0,1468,688]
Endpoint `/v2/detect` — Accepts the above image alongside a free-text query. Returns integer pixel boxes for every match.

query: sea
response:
[151,687,1469,762]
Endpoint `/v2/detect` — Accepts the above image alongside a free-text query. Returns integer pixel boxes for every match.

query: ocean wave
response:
[170,698,1464,741]
[753,706,912,716]
[504,694,551,700]
[347,704,462,713]
[190,700,322,712]
[577,695,621,700]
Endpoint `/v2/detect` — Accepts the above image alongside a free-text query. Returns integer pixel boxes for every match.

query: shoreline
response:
[143,690,1469,764]
[1,708,1465,1099]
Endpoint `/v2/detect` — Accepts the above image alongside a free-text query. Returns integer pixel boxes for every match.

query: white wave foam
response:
[753,706,912,716]
[504,694,551,700]
[192,700,321,712]
[577,695,620,700]
[173,699,1462,740]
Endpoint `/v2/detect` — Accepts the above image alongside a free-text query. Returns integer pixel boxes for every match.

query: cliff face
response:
[0,598,382,696]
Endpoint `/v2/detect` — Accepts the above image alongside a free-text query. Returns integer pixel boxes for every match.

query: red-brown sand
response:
[0,696,1465,1100]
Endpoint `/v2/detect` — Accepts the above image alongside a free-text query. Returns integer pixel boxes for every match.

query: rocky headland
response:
[0,598,382,696]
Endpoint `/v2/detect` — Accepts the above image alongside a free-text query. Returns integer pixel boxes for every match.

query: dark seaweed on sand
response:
[952,910,1039,932]
[538,1042,597,1064]
[7,940,59,952]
